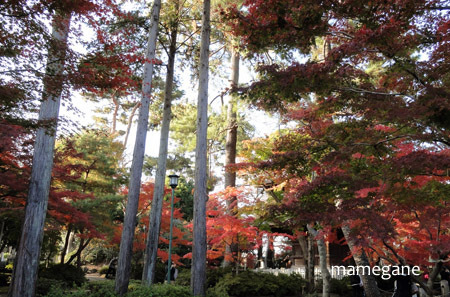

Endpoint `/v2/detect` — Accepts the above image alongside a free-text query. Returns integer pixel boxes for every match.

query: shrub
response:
[174,266,233,288]
[175,268,191,286]
[42,281,119,297]
[85,281,118,297]
[36,278,66,297]
[330,277,352,296]
[208,270,305,297]
[206,266,233,289]
[129,261,166,283]
[39,263,87,287]
[126,283,193,297]
[99,265,109,275]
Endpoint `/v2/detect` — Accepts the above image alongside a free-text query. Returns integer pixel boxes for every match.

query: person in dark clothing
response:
[393,274,413,297]
[105,258,118,279]
[441,267,450,284]
[166,263,178,282]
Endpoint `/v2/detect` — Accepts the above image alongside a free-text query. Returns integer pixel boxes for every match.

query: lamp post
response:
[167,174,179,283]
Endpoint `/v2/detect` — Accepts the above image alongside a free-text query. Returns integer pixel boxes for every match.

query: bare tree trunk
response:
[307,224,331,297]
[298,234,309,280]
[308,233,315,290]
[342,224,381,297]
[111,90,119,134]
[9,11,71,297]
[298,232,315,292]
[223,49,239,268]
[115,1,161,295]
[142,12,179,285]
[123,102,140,148]
[60,226,72,264]
[191,1,210,295]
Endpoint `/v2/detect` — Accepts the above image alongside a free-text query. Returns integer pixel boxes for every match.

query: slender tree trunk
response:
[60,226,72,264]
[223,49,239,268]
[142,14,179,285]
[307,224,331,297]
[191,1,210,295]
[342,224,381,297]
[307,233,315,289]
[65,237,91,267]
[123,102,140,148]
[115,1,161,295]
[0,220,4,248]
[298,232,314,292]
[111,91,119,134]
[8,11,71,297]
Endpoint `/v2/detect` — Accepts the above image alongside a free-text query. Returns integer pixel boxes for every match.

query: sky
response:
[60,56,281,160]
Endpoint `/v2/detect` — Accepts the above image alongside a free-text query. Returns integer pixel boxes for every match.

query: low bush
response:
[174,268,191,286]
[129,261,166,283]
[85,281,118,297]
[127,283,193,297]
[43,281,192,297]
[207,270,305,297]
[43,281,117,297]
[207,266,233,289]
[174,266,234,288]
[98,265,109,275]
[36,278,66,297]
[315,276,352,296]
[39,263,87,287]
[330,277,351,296]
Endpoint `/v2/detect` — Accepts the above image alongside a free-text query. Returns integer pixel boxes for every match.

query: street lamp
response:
[167,174,179,283]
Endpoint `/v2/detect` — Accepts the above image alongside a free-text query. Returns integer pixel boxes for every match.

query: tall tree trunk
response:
[115,1,161,295]
[191,0,210,295]
[123,102,140,149]
[142,12,179,285]
[298,234,309,279]
[223,49,239,267]
[60,226,72,264]
[298,232,315,292]
[9,11,71,297]
[111,90,119,134]
[342,224,381,297]
[307,233,315,290]
[307,224,331,297]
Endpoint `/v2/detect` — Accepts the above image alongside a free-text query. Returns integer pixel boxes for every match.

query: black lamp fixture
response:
[168,174,179,189]
[167,173,180,283]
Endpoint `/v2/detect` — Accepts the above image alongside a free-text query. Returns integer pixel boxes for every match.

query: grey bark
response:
[60,226,72,264]
[342,224,381,297]
[115,1,161,295]
[298,234,310,282]
[307,224,331,297]
[191,0,210,295]
[298,232,315,292]
[8,11,71,297]
[223,49,239,267]
[142,17,178,285]
[111,91,119,134]
[307,232,315,289]
[123,101,140,149]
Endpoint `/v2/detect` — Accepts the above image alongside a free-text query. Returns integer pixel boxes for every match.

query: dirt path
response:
[86,273,108,282]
